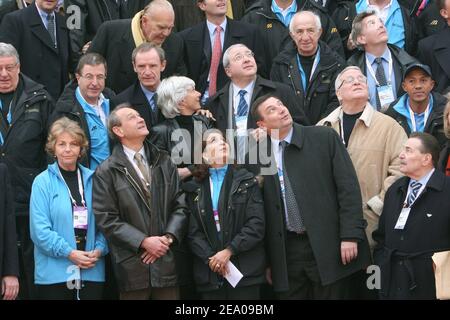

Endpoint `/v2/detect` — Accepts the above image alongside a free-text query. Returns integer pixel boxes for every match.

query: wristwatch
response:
[165,234,174,245]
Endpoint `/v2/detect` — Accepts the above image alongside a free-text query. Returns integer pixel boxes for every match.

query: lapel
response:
[201,22,212,64]
[433,28,450,80]
[27,4,58,53]
[217,83,231,127]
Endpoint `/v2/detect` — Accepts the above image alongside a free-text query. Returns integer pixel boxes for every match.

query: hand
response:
[141,251,158,264]
[195,109,216,121]
[341,241,358,265]
[177,167,192,180]
[69,250,98,269]
[265,268,272,285]
[2,276,19,300]
[250,127,267,142]
[82,41,91,54]
[140,236,170,258]
[87,249,102,259]
[208,248,232,276]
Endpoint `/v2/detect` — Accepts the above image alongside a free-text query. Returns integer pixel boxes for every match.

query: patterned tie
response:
[208,26,222,97]
[236,90,248,117]
[134,152,150,186]
[375,57,387,110]
[150,94,158,125]
[407,180,422,207]
[280,141,305,233]
[47,14,56,48]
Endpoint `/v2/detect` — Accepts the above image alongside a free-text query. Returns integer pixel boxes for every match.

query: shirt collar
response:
[123,145,146,162]
[366,47,390,64]
[271,126,294,147]
[271,0,297,15]
[206,18,227,37]
[366,0,393,10]
[232,80,255,99]
[140,83,155,97]
[36,2,54,20]
[412,168,435,187]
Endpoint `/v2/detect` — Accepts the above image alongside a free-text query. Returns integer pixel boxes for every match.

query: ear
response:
[112,126,124,139]
[440,8,449,20]
[132,62,137,73]
[356,34,366,46]
[317,28,323,38]
[198,0,206,11]
[75,73,81,82]
[336,87,342,103]
[224,66,232,78]
[401,81,407,92]
[430,79,435,90]
[160,59,167,73]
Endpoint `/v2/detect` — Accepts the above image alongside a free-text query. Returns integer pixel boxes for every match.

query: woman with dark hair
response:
[439,98,450,176]
[184,129,266,299]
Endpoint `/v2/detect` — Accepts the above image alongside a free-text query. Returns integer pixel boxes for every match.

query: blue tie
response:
[237,90,248,117]
[407,180,422,207]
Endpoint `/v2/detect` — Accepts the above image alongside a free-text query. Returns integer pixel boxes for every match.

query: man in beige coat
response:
[318,66,407,250]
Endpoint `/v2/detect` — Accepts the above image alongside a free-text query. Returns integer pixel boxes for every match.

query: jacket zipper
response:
[195,188,214,249]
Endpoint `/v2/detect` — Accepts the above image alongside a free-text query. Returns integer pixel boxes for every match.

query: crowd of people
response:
[0,0,450,301]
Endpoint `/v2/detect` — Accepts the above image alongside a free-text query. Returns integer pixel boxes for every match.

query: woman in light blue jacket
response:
[30,117,108,300]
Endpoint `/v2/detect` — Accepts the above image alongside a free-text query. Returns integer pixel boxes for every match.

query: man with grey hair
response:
[93,104,188,300]
[0,42,54,299]
[271,10,345,124]
[51,53,115,171]
[348,10,417,113]
[89,0,186,93]
[206,43,308,164]
[111,43,166,130]
[318,66,406,259]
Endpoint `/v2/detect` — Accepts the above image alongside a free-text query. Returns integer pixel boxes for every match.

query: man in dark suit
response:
[111,43,166,130]
[206,43,308,164]
[373,132,450,299]
[251,94,371,299]
[0,0,74,100]
[88,0,186,94]
[417,0,450,94]
[180,0,266,104]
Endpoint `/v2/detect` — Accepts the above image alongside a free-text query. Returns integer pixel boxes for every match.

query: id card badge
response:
[394,207,411,230]
[73,206,88,230]
[377,84,395,111]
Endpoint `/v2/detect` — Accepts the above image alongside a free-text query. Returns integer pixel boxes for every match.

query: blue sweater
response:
[30,163,108,284]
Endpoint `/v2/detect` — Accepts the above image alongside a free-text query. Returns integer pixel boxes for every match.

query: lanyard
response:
[0,99,13,145]
[365,51,393,86]
[59,167,86,207]
[296,47,321,92]
[408,103,431,132]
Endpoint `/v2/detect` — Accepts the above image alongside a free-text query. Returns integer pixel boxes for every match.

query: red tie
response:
[209,26,222,97]
[416,0,427,16]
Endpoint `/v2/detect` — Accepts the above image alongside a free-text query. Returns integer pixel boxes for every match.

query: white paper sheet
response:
[224,260,243,288]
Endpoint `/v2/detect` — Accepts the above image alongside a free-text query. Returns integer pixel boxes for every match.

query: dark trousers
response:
[119,286,179,300]
[16,215,37,300]
[201,283,261,300]
[277,232,349,300]
[37,281,104,300]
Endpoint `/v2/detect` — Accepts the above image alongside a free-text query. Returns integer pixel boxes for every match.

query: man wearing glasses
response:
[0,42,54,299]
[52,53,115,170]
[318,66,406,298]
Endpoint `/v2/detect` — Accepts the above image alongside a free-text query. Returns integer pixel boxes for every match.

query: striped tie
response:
[407,181,422,207]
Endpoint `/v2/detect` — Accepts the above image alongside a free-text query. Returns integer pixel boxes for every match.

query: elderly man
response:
[271,10,345,124]
[93,104,188,300]
[206,43,308,164]
[348,10,417,112]
[0,0,74,100]
[251,93,371,299]
[386,63,448,149]
[318,66,406,251]
[373,132,450,299]
[0,42,54,299]
[52,53,115,170]
[180,0,266,104]
[89,0,185,93]
[111,43,166,130]
[242,0,344,68]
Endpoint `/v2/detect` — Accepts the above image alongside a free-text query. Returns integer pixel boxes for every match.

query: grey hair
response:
[75,53,107,75]
[132,42,166,64]
[0,42,20,64]
[289,10,322,34]
[223,43,250,69]
[156,76,196,119]
[143,0,174,16]
[335,66,364,92]
[351,10,379,50]
[108,103,133,140]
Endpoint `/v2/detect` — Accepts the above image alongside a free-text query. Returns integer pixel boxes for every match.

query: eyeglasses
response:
[0,63,18,73]
[338,75,367,89]
[80,73,106,81]
[232,51,254,62]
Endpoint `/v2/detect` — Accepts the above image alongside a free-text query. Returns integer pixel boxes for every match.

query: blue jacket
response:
[30,162,108,284]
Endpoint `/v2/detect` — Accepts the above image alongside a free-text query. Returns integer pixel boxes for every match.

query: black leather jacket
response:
[93,140,188,292]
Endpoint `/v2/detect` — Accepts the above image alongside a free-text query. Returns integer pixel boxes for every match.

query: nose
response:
[0,68,9,76]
